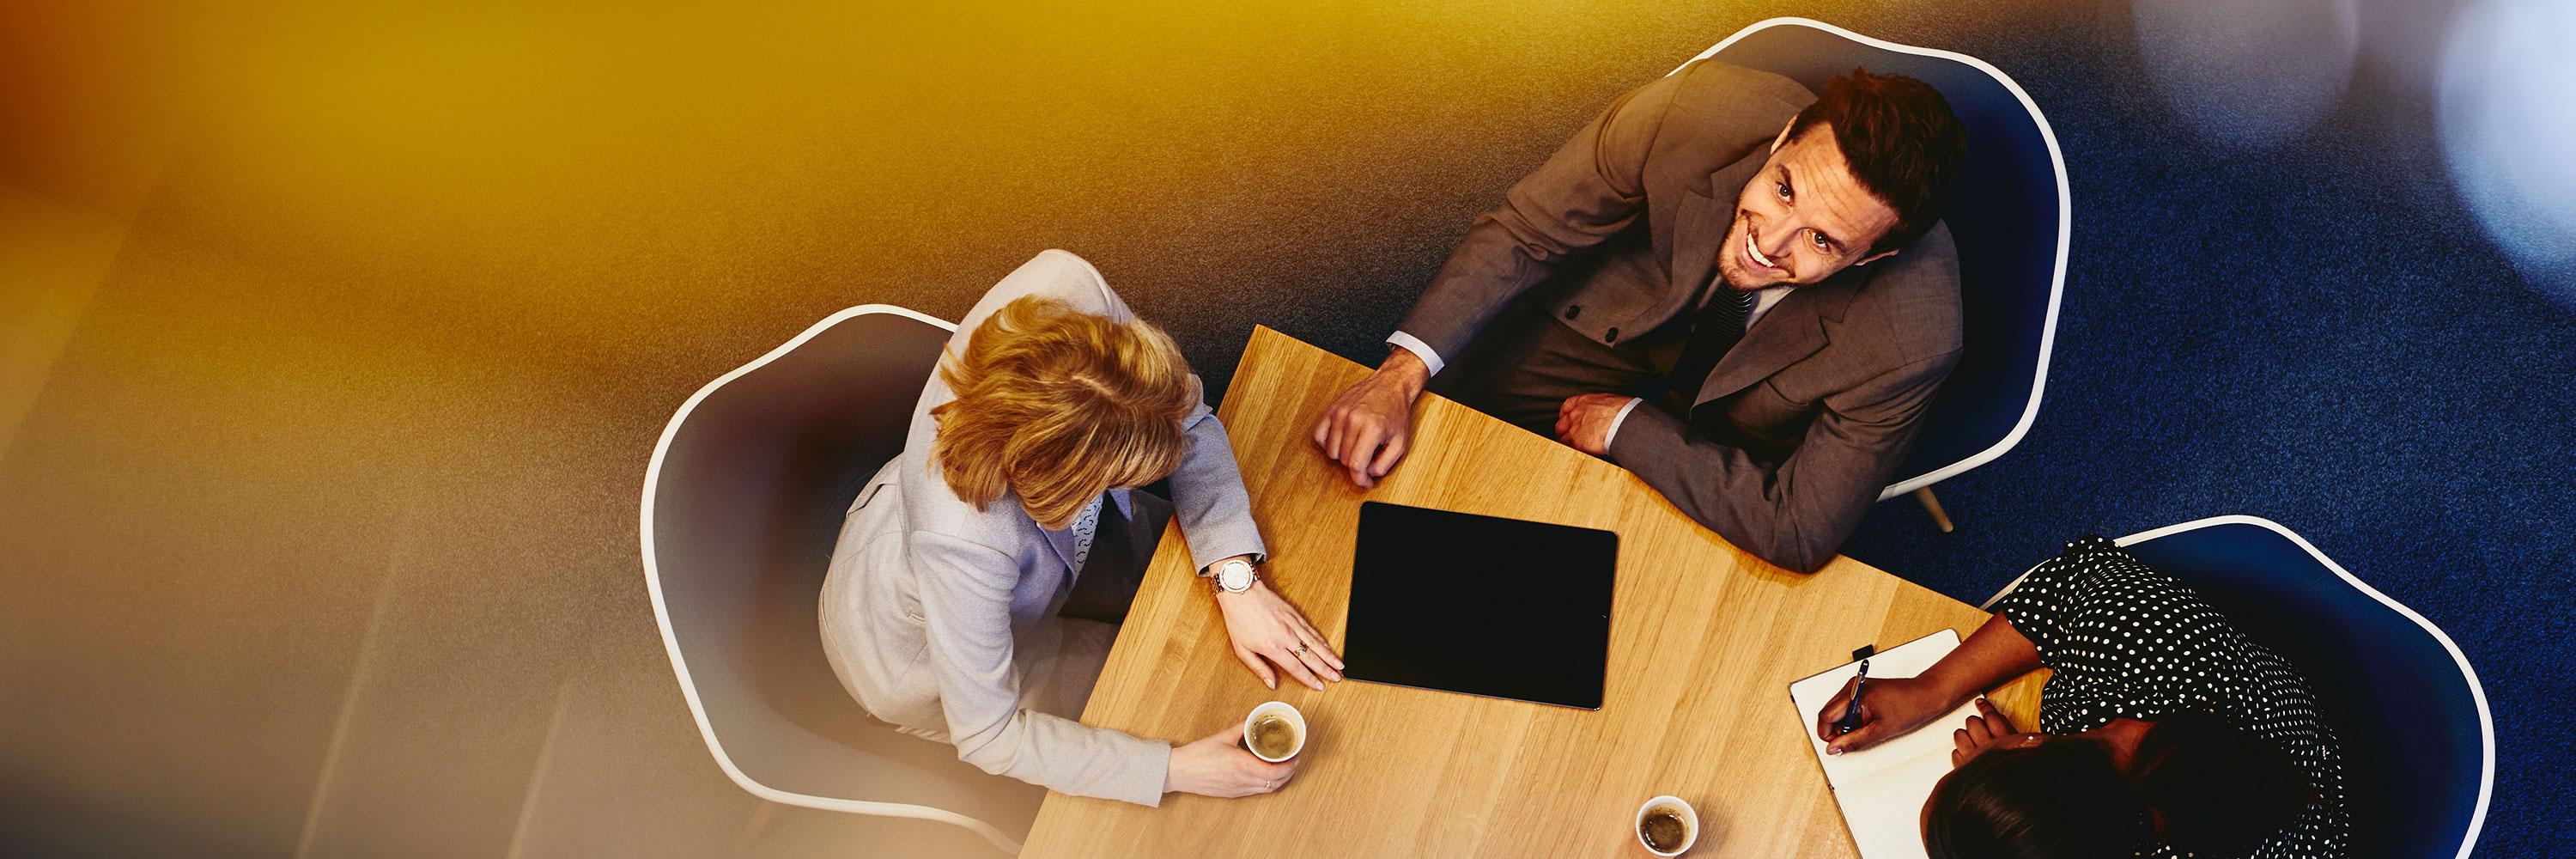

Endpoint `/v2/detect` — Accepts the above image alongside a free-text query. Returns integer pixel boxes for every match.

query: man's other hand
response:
[1555,393,1634,456]
[1311,349,1429,488]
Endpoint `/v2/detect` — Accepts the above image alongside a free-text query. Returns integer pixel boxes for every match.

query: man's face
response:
[1716,122,1902,291]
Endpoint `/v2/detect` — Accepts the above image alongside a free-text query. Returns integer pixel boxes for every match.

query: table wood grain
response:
[1021,326,2044,858]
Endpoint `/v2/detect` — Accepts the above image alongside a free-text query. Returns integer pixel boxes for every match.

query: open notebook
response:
[1788,630,1978,859]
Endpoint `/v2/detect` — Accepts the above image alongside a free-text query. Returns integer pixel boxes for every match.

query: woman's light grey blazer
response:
[818,250,1267,807]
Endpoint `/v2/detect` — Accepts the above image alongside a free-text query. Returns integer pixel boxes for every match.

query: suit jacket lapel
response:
[1666,152,1771,320]
[1039,509,1081,575]
[1693,300,1827,405]
[1668,190,1730,311]
[1691,268,1867,406]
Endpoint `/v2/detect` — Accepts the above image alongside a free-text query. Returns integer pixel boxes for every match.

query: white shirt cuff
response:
[1601,397,1645,449]
[1384,331,1447,377]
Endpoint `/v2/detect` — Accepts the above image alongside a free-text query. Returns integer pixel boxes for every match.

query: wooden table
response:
[1022,327,2044,858]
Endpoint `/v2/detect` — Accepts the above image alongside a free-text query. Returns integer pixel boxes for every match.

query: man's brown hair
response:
[1787,68,1969,255]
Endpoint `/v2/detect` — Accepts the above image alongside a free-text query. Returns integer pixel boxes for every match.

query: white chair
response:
[1688,19,2074,533]
[641,306,1042,853]
[1982,517,2492,859]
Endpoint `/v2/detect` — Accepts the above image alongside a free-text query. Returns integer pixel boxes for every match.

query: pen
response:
[1832,660,1869,736]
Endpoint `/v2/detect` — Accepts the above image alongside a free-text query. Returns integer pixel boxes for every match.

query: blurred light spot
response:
[2354,0,2464,90]
[2133,0,2360,149]
[2439,0,2576,311]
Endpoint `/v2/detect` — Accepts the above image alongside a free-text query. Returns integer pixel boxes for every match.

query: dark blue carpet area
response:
[1833,15,2575,856]
[1834,58,2576,859]
[1218,8,2572,855]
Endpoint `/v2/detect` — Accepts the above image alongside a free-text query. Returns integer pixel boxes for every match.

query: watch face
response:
[1218,561,1253,591]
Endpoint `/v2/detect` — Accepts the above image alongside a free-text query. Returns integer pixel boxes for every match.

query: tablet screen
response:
[1342,502,1618,710]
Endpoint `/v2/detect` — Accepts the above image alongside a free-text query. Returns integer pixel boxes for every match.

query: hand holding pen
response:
[1812,673,1965,756]
[1832,660,1870,737]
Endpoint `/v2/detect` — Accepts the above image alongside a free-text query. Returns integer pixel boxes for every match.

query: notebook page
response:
[1786,630,1981,859]
[1842,746,1964,857]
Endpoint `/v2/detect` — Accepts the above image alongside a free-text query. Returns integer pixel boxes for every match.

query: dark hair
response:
[2132,711,2312,856]
[1786,68,1967,254]
[1923,740,2144,859]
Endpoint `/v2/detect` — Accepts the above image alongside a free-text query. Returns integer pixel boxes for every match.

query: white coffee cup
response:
[1634,795,1698,856]
[1241,701,1307,762]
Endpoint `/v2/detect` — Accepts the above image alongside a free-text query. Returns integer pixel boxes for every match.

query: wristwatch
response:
[1210,557,1259,594]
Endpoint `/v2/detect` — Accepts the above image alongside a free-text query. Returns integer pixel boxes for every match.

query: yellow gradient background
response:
[0,2,2002,856]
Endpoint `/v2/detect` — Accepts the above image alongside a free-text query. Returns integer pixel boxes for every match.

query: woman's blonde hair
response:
[930,295,1196,530]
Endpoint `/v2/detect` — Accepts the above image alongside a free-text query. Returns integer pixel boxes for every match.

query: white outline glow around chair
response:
[1982,515,2493,859]
[1677,18,2075,523]
[641,305,1032,854]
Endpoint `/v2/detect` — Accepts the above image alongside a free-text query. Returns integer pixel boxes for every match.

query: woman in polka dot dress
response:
[1812,536,2348,858]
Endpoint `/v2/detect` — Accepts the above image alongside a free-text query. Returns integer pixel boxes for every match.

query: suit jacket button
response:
[1564,305,1582,320]
[1604,326,1620,343]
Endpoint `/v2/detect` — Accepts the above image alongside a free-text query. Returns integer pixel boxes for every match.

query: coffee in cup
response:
[1634,795,1698,856]
[1242,701,1306,762]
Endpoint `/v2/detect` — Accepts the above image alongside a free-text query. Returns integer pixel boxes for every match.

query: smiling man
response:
[1312,60,1967,572]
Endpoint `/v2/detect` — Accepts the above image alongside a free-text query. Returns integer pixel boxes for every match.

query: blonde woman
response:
[819,250,1342,806]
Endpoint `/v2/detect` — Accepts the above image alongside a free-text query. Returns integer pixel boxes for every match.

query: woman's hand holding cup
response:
[1165,726,1300,798]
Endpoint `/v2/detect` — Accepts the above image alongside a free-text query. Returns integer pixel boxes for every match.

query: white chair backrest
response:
[1680,18,2074,500]
[641,306,1040,853]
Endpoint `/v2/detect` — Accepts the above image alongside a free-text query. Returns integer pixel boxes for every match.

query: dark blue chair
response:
[641,305,1043,853]
[1987,517,2492,859]
[1691,19,2071,532]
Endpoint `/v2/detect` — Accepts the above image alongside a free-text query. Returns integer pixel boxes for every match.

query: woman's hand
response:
[1166,726,1302,798]
[1812,674,1968,755]
[1213,575,1343,691]
[1949,698,2032,765]
[1812,614,2041,756]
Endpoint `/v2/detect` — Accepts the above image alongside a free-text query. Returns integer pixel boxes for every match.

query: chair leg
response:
[1913,486,1955,533]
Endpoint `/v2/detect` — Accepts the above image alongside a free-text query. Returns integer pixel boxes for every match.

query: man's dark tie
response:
[1666,289,1759,402]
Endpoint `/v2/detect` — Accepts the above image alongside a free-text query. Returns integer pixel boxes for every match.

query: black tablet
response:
[1341,502,1618,710]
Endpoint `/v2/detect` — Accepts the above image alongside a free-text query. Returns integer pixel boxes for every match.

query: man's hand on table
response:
[1212,569,1343,691]
[1313,349,1428,489]
[1554,393,1634,456]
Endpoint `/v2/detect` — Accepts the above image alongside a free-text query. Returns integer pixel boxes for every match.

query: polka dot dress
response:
[1995,536,2349,859]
